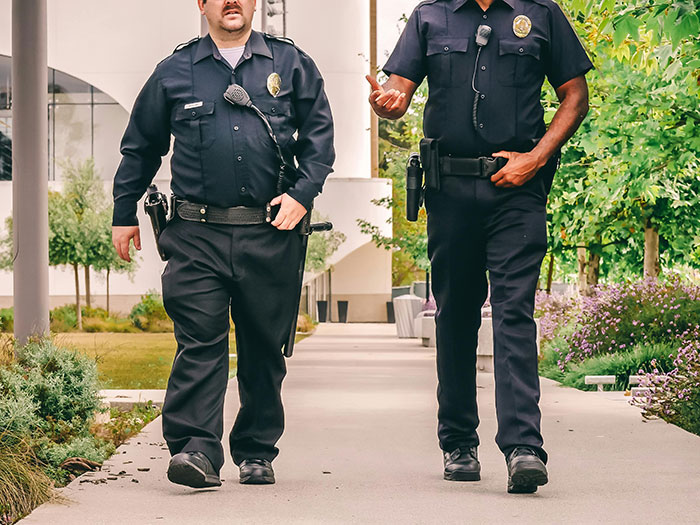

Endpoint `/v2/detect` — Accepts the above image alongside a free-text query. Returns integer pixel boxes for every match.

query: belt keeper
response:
[265,202,273,223]
[199,204,208,223]
[481,157,500,178]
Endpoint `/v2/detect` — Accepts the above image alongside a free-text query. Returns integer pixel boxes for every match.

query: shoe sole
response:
[508,462,548,494]
[239,474,275,485]
[444,470,481,482]
[167,461,221,489]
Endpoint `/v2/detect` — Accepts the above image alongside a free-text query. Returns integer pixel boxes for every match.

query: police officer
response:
[369,0,591,493]
[112,0,334,488]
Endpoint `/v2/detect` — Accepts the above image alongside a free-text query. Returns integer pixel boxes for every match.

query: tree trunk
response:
[546,252,555,294]
[84,265,91,309]
[106,268,111,315]
[577,248,601,296]
[644,219,660,279]
[73,263,82,331]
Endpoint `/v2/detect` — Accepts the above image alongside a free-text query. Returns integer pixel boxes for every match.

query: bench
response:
[584,375,645,392]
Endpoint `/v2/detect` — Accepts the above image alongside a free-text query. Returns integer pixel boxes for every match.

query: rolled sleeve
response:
[288,52,335,210]
[382,9,427,84]
[545,3,594,89]
[112,69,171,226]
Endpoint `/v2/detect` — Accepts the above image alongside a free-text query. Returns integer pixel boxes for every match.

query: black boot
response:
[443,447,481,482]
[167,452,221,489]
[239,459,275,485]
[506,447,548,494]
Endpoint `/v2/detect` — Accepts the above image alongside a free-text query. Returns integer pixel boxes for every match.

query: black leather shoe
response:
[239,459,275,485]
[167,452,221,489]
[506,447,548,494]
[443,447,481,482]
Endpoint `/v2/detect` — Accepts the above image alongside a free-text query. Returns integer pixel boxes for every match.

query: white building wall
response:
[0,0,393,319]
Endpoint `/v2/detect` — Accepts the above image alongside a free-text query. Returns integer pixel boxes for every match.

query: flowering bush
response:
[632,340,700,436]
[549,279,700,370]
[535,291,579,344]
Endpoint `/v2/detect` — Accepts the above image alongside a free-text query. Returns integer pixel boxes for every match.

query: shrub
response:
[556,343,677,391]
[632,340,700,436]
[534,291,579,344]
[82,318,138,334]
[0,389,40,444]
[49,305,78,332]
[82,307,109,320]
[296,313,315,334]
[0,308,13,333]
[549,278,700,369]
[129,292,172,332]
[3,340,101,437]
[33,435,114,471]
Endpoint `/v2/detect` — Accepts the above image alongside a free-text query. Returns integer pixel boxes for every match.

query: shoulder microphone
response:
[472,25,492,131]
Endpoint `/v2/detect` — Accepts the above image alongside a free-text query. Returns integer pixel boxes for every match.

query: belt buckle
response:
[480,157,500,179]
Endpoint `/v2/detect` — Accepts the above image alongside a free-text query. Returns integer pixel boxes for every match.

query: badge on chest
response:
[267,73,281,97]
[513,15,532,38]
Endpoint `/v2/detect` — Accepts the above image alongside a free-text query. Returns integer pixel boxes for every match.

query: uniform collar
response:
[193,31,273,64]
[452,0,515,12]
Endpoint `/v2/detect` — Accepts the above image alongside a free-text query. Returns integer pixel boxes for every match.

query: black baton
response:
[283,216,333,358]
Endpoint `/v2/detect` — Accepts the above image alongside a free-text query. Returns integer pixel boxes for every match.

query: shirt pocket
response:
[426,37,470,87]
[254,96,295,149]
[173,101,217,151]
[497,39,543,87]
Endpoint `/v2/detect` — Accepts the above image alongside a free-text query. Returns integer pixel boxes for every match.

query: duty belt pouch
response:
[420,138,440,191]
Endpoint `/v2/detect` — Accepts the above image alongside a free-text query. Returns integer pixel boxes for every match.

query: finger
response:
[381,92,401,109]
[119,240,131,263]
[365,75,382,91]
[388,93,406,111]
[270,195,283,206]
[134,230,141,251]
[375,89,397,106]
[492,150,511,159]
[272,212,286,228]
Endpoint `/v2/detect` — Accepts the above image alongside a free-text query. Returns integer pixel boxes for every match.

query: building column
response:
[369,0,378,178]
[12,0,50,345]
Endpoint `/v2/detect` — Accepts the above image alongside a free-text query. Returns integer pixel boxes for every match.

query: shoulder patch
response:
[263,33,296,46]
[173,37,200,54]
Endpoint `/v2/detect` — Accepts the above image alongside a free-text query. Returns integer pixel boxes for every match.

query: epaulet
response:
[173,37,200,54]
[263,33,295,46]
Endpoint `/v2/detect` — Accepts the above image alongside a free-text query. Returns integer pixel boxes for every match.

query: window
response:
[0,54,128,182]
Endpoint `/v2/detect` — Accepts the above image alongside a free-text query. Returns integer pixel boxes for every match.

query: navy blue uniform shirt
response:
[113,31,335,226]
[383,0,593,157]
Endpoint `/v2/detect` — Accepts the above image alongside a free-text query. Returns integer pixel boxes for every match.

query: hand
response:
[270,193,307,231]
[112,226,141,262]
[490,151,546,188]
[366,75,406,119]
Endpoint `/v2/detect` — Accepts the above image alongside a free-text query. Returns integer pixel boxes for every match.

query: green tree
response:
[358,82,429,286]
[546,4,700,292]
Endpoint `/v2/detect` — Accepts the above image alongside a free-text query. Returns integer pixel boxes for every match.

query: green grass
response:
[56,333,311,390]
[56,333,238,390]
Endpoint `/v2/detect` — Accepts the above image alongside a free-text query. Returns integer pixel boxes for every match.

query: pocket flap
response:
[426,37,470,56]
[255,98,292,117]
[175,101,215,120]
[499,40,540,60]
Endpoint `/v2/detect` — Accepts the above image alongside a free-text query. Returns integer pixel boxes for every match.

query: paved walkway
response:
[21,324,700,524]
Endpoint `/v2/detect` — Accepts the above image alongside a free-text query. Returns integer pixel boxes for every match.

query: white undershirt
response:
[218,45,245,69]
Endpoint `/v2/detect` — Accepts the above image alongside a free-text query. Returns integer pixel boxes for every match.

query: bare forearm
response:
[532,76,590,169]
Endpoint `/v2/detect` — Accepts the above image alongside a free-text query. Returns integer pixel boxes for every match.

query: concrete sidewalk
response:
[21,324,700,524]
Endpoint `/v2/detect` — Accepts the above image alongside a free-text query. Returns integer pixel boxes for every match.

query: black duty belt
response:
[439,156,508,179]
[175,198,274,225]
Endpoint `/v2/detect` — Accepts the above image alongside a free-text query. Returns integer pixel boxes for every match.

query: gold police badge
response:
[267,73,281,97]
[513,15,532,38]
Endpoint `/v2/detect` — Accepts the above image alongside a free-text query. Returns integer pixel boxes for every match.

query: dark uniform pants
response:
[158,216,301,472]
[426,172,548,463]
